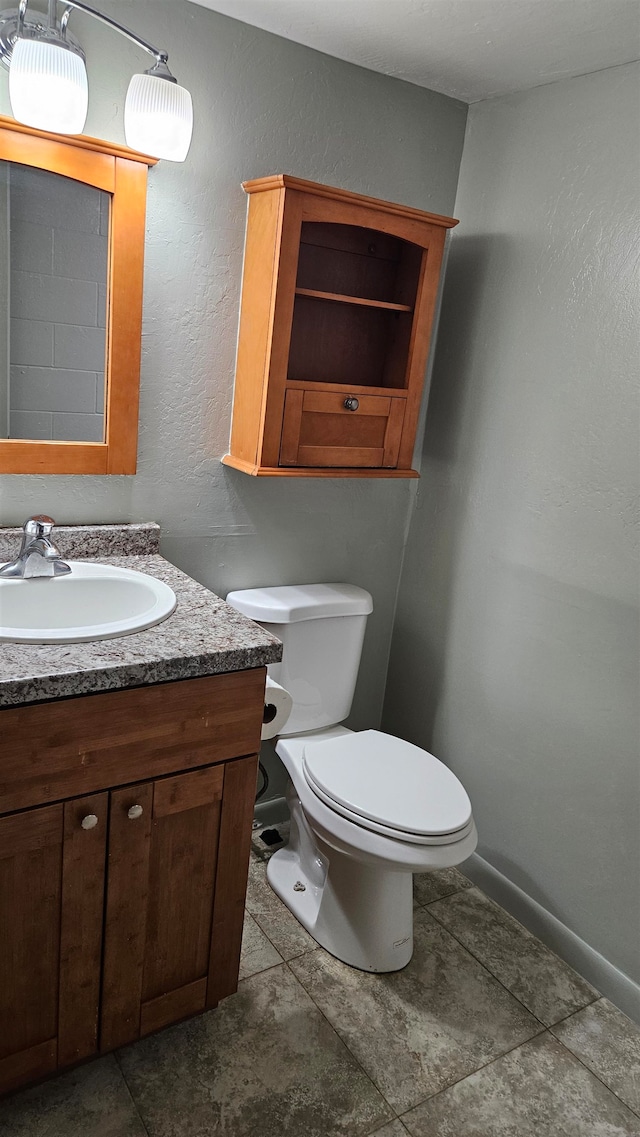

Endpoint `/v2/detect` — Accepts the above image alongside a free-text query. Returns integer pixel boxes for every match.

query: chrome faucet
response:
[0,516,71,579]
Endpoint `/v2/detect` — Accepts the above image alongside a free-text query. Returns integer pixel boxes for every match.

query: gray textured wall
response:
[0,0,466,736]
[384,63,640,985]
[9,165,108,441]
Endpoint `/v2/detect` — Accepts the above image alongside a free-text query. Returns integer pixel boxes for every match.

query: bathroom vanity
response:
[0,524,282,1096]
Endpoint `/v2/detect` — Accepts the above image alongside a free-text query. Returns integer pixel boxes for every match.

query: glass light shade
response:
[125,72,193,162]
[9,37,88,135]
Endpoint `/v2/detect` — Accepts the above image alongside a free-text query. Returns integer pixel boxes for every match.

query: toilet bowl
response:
[226,584,477,972]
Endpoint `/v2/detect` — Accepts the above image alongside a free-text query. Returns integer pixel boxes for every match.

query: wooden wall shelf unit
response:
[223,175,458,478]
[0,669,264,1096]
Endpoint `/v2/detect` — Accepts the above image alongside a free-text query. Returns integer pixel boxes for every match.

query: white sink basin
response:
[0,562,177,644]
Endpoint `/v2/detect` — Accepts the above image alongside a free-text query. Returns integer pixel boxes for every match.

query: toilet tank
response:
[226,584,373,735]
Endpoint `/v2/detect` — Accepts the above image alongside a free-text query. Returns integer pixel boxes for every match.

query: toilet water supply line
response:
[256,761,269,802]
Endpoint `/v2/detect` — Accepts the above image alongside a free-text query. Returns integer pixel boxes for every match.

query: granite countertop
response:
[0,523,282,708]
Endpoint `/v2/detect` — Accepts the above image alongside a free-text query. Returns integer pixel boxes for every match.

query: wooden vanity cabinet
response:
[0,793,108,1092]
[0,670,264,1096]
[223,175,458,478]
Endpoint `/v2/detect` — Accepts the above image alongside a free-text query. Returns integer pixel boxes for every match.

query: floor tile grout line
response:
[282,956,403,1123]
[422,905,553,1028]
[412,880,471,908]
[244,948,412,1129]
[545,994,603,1030]
[246,905,317,964]
[240,905,287,966]
[114,955,639,1133]
[545,1031,640,1121]
[366,1121,411,1136]
[113,1049,152,1137]
[282,951,546,1122]
[245,896,318,963]
[387,1120,411,1135]
[364,1122,410,1137]
[394,1028,558,1120]
[249,860,544,1114]
[425,883,603,996]
[238,957,287,984]
[394,1026,640,1127]
[257,853,594,1029]
[249,857,639,1122]
[424,902,598,1031]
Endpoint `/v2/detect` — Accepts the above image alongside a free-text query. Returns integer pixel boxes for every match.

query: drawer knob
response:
[344,396,359,411]
[127,804,144,820]
[81,814,98,830]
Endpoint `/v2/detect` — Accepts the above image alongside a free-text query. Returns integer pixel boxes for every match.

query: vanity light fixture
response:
[0,0,193,160]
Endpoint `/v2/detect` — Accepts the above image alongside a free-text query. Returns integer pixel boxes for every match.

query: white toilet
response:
[226,583,477,973]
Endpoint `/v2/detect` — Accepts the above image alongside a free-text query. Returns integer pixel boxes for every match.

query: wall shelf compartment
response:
[223,175,457,477]
[294,288,413,313]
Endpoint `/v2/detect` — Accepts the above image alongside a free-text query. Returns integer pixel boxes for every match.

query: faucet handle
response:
[0,515,70,579]
[23,515,56,538]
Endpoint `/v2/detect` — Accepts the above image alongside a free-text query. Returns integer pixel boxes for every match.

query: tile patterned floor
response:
[1,823,639,1137]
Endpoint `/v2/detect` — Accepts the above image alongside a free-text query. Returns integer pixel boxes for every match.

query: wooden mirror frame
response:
[0,117,156,475]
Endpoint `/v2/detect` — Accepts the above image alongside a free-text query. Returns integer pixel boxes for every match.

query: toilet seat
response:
[302,729,473,846]
[304,781,475,846]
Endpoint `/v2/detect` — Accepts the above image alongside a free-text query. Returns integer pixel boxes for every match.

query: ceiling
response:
[186,0,640,103]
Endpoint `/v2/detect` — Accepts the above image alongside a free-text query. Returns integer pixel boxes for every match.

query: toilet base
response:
[267,788,413,972]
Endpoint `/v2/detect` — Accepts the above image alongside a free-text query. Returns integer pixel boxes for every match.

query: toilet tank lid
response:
[226,583,373,623]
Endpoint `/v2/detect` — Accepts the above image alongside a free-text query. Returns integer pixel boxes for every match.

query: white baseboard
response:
[463,853,640,1024]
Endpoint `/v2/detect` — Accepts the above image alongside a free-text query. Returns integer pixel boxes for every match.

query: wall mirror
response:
[0,116,155,474]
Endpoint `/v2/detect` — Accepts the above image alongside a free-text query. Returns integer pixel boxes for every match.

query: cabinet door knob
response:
[81,814,98,830]
[344,396,359,411]
[127,804,144,820]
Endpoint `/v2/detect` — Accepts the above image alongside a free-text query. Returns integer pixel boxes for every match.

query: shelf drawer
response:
[280,387,406,468]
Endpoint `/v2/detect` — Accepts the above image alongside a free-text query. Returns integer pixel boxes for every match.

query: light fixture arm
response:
[20,0,170,67]
[3,0,193,160]
[16,0,27,36]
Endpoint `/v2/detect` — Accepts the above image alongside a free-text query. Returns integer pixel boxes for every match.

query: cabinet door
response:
[0,793,107,1094]
[280,387,406,468]
[100,765,226,1050]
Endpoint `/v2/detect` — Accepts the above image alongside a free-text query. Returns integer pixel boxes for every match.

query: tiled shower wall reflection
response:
[8,164,108,442]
